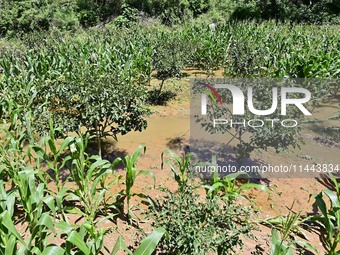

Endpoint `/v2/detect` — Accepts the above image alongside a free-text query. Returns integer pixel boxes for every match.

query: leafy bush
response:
[38,70,150,156]
[0,0,79,36]
[151,185,253,254]
[152,32,185,93]
[112,4,139,28]
[154,151,260,254]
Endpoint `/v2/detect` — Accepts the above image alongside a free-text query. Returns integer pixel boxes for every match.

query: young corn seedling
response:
[115,145,155,221]
[269,212,318,255]
[161,150,192,193]
[313,174,340,255]
[67,134,121,223]
[32,120,75,191]
[199,157,267,202]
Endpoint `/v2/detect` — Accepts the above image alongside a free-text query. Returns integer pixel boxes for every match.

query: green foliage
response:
[0,29,152,155]
[200,168,268,202]
[152,32,185,93]
[115,145,156,220]
[151,185,253,254]
[260,209,318,255]
[0,16,339,255]
[111,4,139,28]
[154,151,264,254]
[1,22,338,169]
[313,174,340,255]
[270,225,318,255]
[133,227,166,255]
[0,0,79,36]
[0,111,161,253]
[161,150,193,193]
[66,134,121,223]
[222,22,340,78]
[111,228,166,255]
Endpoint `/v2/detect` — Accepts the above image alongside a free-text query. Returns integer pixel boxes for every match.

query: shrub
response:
[0,0,79,36]
[151,186,253,254]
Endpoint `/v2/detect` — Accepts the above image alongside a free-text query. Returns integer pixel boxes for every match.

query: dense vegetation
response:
[0,0,339,254]
[1,0,340,36]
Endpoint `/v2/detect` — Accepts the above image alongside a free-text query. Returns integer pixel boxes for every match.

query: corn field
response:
[0,21,339,254]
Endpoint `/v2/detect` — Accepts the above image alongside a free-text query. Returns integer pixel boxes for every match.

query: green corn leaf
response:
[37,212,55,234]
[48,138,57,155]
[1,211,27,248]
[294,240,318,253]
[43,196,56,217]
[5,235,17,255]
[134,227,166,255]
[55,221,73,234]
[322,189,339,208]
[131,145,146,164]
[207,182,225,196]
[66,231,90,255]
[41,245,65,255]
[112,157,122,168]
[88,157,111,176]
[58,137,75,156]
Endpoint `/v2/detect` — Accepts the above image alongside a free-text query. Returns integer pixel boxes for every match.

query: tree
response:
[37,68,150,157]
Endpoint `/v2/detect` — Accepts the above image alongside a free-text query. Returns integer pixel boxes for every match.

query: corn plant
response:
[201,173,268,203]
[0,106,36,182]
[0,179,18,254]
[115,145,155,220]
[313,174,340,255]
[161,150,193,193]
[257,201,318,255]
[32,120,75,190]
[269,215,318,255]
[0,167,63,255]
[66,134,121,223]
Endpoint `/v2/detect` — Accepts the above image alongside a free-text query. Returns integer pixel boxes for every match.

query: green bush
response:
[112,4,139,28]
[0,0,79,36]
[151,186,253,254]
